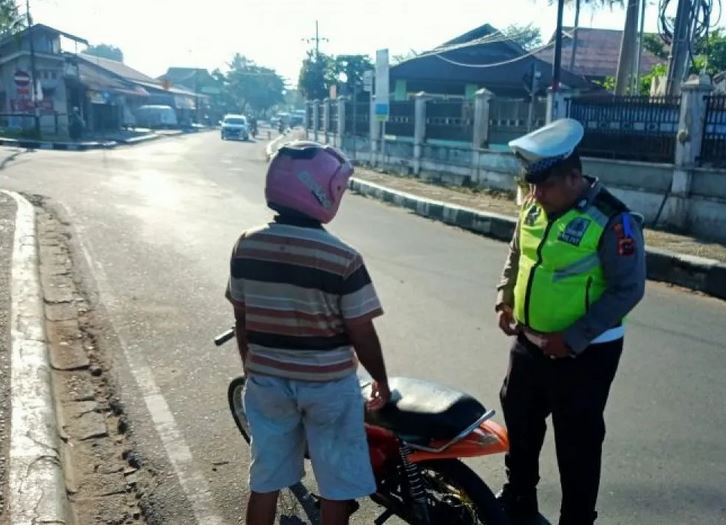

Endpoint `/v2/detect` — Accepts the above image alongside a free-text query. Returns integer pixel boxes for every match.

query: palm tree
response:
[614,0,639,94]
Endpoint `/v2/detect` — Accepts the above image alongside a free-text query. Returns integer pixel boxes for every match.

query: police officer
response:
[495,119,646,525]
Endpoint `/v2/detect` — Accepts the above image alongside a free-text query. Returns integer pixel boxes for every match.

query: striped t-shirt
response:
[226,215,384,381]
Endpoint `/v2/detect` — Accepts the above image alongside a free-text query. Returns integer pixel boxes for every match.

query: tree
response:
[333,54,373,97]
[392,50,417,65]
[297,50,335,101]
[224,54,285,114]
[692,28,726,74]
[0,0,24,35]
[502,23,542,51]
[85,43,124,62]
[643,34,669,61]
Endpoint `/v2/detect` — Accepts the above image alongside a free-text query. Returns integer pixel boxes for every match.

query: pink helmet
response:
[265,141,353,223]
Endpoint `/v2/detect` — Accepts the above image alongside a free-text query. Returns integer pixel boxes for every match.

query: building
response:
[0,24,88,137]
[75,54,200,127]
[158,67,221,123]
[535,27,664,85]
[390,23,594,101]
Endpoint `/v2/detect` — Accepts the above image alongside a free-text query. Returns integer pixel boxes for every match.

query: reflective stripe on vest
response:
[513,200,609,333]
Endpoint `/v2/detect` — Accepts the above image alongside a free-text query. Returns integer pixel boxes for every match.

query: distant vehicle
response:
[134,105,178,129]
[290,109,306,127]
[221,114,250,141]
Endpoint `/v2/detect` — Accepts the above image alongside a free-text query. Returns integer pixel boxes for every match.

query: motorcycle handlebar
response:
[214,328,235,347]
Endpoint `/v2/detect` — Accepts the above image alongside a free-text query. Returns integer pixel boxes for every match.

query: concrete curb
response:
[0,127,210,151]
[0,137,118,150]
[1,190,69,525]
[349,177,726,301]
[117,133,159,145]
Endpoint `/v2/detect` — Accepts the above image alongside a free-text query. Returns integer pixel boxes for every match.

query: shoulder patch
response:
[593,188,628,218]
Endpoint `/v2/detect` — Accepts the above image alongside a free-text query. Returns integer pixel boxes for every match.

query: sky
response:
[29,0,696,85]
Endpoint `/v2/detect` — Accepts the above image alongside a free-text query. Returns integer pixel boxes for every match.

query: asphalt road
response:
[0,133,724,525]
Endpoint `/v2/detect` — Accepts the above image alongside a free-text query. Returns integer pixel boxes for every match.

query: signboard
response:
[374,49,389,122]
[363,70,373,93]
[329,84,337,100]
[14,70,30,87]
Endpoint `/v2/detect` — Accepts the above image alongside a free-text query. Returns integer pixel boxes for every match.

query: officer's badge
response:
[524,205,541,226]
[558,217,591,246]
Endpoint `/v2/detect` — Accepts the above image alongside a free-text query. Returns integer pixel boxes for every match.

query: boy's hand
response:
[367,380,390,411]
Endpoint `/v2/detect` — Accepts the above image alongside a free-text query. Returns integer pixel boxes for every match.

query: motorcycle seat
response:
[362,377,487,441]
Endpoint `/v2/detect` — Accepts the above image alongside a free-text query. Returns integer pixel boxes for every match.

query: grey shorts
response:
[242,373,376,500]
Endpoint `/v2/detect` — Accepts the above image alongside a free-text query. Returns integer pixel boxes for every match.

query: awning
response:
[74,62,149,98]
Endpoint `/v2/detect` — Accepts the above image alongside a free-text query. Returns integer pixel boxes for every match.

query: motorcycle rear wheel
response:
[417,459,508,525]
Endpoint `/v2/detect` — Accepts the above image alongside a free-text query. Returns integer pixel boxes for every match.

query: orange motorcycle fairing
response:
[407,420,509,463]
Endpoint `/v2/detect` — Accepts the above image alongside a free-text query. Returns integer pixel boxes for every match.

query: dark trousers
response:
[500,334,623,525]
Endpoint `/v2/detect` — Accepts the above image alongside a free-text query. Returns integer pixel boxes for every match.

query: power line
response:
[428,40,557,69]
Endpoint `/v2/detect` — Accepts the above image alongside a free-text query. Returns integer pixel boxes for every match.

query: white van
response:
[134,105,178,129]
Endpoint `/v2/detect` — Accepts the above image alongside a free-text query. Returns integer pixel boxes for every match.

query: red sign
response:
[14,70,31,86]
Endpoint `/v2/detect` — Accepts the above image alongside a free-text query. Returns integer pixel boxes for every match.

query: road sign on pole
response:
[375,49,389,122]
[14,70,31,87]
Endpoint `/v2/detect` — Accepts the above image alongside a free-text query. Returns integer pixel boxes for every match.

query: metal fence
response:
[330,103,338,132]
[344,102,369,136]
[426,99,473,142]
[386,101,415,137]
[488,98,547,145]
[567,95,681,163]
[305,105,313,129]
[700,94,726,167]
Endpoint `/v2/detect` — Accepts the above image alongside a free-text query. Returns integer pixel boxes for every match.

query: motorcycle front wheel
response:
[417,459,508,525]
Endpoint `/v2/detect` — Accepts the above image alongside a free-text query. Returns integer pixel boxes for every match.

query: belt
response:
[522,325,625,349]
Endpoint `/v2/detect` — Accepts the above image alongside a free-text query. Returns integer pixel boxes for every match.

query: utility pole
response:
[303,20,329,60]
[552,0,565,92]
[666,0,693,97]
[26,0,40,136]
[615,0,639,95]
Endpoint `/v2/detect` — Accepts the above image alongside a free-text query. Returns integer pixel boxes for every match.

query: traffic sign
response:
[14,70,30,87]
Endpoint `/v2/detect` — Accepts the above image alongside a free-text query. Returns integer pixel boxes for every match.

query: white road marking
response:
[74,222,225,525]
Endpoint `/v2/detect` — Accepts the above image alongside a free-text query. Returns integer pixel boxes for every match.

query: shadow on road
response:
[0,149,32,171]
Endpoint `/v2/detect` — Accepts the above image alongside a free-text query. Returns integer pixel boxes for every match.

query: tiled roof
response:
[535,27,664,79]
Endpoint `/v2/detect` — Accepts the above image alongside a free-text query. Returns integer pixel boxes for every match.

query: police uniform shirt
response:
[496,177,646,354]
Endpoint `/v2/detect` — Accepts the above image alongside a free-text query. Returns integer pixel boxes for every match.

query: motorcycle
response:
[215,328,510,524]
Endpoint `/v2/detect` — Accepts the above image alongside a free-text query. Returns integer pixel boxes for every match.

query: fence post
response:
[546,87,571,123]
[471,88,493,185]
[322,98,331,144]
[665,74,713,229]
[312,100,320,142]
[413,92,430,175]
[370,96,379,165]
[336,96,346,149]
[473,88,493,149]
[304,100,311,140]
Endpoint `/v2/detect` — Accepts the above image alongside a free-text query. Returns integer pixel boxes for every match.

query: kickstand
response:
[374,508,395,525]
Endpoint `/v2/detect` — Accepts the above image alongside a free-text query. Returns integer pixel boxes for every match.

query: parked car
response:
[134,105,178,129]
[221,114,250,141]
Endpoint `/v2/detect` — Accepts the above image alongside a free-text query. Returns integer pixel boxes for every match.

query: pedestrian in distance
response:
[494,118,646,525]
[69,106,85,141]
[226,141,390,525]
